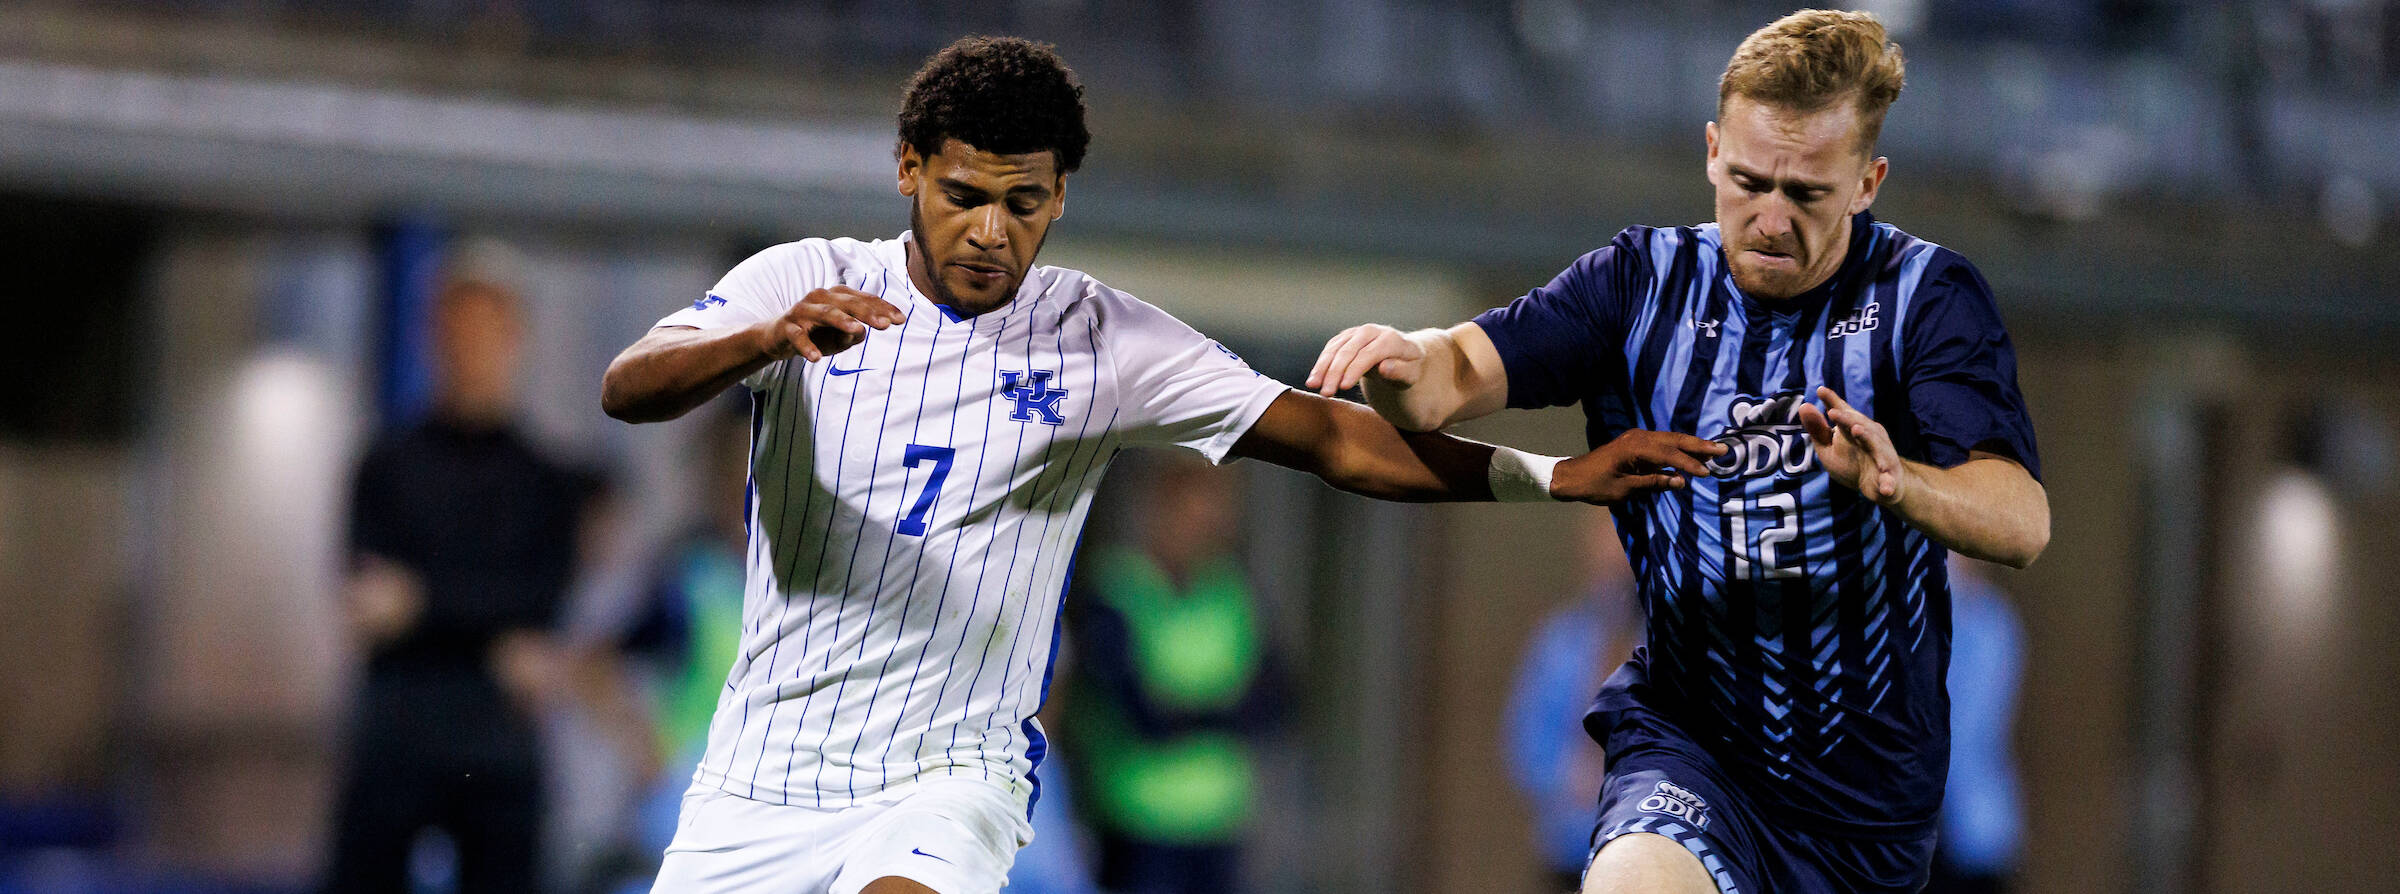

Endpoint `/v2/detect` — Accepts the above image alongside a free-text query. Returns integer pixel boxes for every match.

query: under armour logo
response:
[999,369,1070,426]
[1690,318,1721,338]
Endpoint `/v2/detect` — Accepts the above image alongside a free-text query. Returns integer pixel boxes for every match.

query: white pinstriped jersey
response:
[654,232,1288,809]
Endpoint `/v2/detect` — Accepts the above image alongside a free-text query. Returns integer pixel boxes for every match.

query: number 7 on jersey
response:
[896,444,956,537]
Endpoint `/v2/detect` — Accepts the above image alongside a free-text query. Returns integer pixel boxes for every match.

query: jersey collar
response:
[887,230,1043,325]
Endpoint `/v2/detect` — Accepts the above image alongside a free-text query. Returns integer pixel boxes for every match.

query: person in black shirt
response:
[1062,457,1284,894]
[323,272,595,894]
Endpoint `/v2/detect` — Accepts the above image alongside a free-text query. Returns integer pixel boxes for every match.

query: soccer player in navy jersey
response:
[1309,10,2050,893]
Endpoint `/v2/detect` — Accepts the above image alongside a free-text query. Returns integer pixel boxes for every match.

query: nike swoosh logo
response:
[829,366,873,376]
[910,848,952,865]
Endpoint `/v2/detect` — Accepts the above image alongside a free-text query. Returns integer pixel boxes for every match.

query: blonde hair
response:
[1718,9,1907,151]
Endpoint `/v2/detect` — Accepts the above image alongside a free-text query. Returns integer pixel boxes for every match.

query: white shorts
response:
[652,777,1034,894]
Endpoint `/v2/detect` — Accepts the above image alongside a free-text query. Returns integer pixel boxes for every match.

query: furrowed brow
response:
[1727,164,1833,193]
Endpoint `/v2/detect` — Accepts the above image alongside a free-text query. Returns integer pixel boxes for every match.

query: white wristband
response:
[1488,446,1563,502]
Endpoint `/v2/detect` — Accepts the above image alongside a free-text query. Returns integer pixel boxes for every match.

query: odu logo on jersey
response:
[1639,781,1711,831]
[999,370,1070,426]
[1704,392,1815,480]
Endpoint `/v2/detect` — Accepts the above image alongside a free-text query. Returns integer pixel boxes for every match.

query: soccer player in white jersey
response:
[602,37,1717,894]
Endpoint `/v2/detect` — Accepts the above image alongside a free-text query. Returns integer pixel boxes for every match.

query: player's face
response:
[432,284,523,417]
[1706,97,1888,300]
[899,138,1066,315]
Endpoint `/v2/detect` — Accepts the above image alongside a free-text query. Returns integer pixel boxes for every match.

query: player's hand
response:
[1306,324,1425,396]
[1798,386,1907,505]
[346,556,425,647]
[1550,429,1727,504]
[756,286,906,363]
[491,630,567,717]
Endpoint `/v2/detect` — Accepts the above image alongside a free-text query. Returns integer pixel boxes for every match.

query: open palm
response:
[1796,385,1906,505]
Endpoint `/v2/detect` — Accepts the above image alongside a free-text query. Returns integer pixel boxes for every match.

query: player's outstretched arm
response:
[1229,391,1724,505]
[1305,322,1509,432]
[601,286,904,423]
[1798,386,2051,568]
[1230,391,1496,501]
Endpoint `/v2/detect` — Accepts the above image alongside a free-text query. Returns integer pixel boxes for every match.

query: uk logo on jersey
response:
[693,293,728,311]
[999,369,1070,426]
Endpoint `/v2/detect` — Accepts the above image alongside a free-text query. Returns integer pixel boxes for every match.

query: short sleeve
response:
[655,240,838,391]
[1472,228,1650,410]
[1900,252,2041,481]
[1101,293,1291,464]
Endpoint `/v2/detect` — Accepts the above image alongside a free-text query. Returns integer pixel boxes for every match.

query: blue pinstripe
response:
[801,271,915,804]
[1008,317,1122,812]
[988,299,1087,769]
[843,296,952,796]
[877,285,985,785]
[744,268,879,802]
[726,272,842,798]
[928,307,1013,772]
[947,289,1051,775]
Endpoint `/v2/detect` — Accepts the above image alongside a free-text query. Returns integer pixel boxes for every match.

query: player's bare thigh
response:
[1582,831,1721,894]
[858,878,939,894]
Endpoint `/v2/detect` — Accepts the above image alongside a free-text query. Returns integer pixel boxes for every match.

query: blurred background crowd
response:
[1,1,2397,892]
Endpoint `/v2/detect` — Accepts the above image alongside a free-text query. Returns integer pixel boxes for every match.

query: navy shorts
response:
[1584,703,1938,894]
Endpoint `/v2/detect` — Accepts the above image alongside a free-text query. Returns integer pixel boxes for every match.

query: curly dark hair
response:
[897,36,1090,173]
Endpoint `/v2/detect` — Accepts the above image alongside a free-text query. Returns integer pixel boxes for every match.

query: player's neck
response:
[903,239,964,317]
[1797,222,1853,296]
[432,392,513,433]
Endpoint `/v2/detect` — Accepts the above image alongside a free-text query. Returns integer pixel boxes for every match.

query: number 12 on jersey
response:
[896,444,956,537]
[1724,492,1801,580]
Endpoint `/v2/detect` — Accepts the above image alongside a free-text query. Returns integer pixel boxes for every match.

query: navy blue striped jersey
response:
[1473,213,2039,835]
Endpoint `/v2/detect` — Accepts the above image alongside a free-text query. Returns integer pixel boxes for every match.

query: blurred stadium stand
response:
[0,1,2394,314]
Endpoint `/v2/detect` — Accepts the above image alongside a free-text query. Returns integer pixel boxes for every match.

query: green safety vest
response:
[663,542,746,755]
[1072,548,1264,844]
